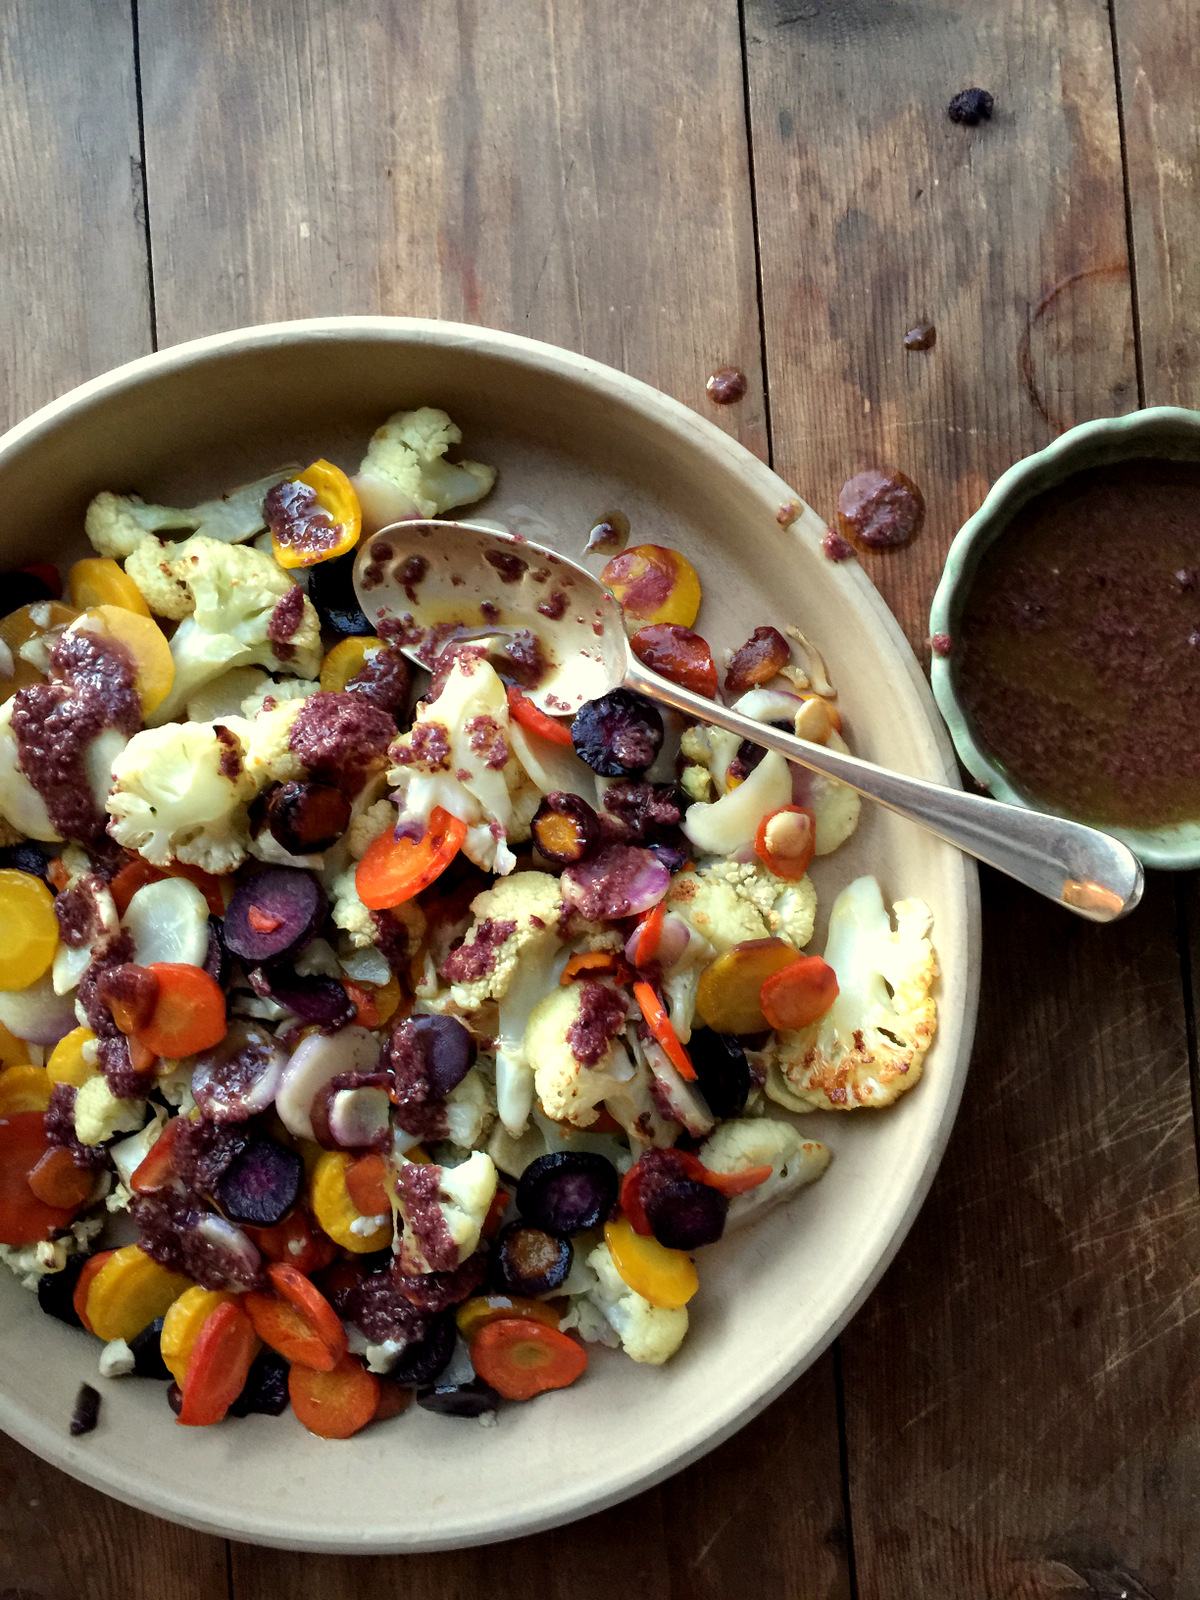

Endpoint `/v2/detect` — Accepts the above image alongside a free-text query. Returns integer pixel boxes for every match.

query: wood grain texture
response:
[0,1434,229,1600]
[0,8,228,1595]
[1112,0,1200,409]
[136,0,767,458]
[0,0,152,430]
[743,0,1138,653]
[137,1,847,1589]
[744,3,1200,1596]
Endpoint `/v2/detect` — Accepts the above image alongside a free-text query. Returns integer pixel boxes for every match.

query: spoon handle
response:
[623,660,1144,923]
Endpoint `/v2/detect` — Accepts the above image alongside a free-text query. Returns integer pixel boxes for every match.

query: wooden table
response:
[1,3,1197,1595]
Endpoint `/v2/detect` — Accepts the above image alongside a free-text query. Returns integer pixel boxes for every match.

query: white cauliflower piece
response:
[356,407,495,521]
[85,472,290,560]
[443,1068,495,1151]
[185,666,270,722]
[395,1150,497,1273]
[806,731,863,856]
[73,1077,146,1146]
[388,657,517,871]
[665,870,771,952]
[239,677,321,718]
[585,1241,688,1365]
[239,699,306,788]
[525,982,638,1130]
[440,871,566,1136]
[347,798,396,860]
[683,749,793,859]
[772,876,937,1110]
[145,536,320,725]
[107,720,255,873]
[702,858,817,949]
[699,1117,830,1227]
[331,867,377,948]
[124,538,195,619]
[0,1236,88,1292]
[441,872,564,1010]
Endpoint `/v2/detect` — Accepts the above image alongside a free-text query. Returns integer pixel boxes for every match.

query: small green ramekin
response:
[930,406,1200,870]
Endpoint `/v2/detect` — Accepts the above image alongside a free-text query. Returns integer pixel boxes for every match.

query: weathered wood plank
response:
[1112,0,1200,409]
[0,4,229,1597]
[744,0,1138,654]
[745,3,1200,1596]
[137,0,767,458]
[0,0,153,428]
[138,0,849,1587]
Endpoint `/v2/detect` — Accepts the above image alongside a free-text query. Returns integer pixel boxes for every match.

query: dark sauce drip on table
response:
[954,458,1200,829]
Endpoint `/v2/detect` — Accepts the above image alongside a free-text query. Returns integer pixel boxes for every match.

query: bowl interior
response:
[0,320,978,1551]
[930,407,1200,869]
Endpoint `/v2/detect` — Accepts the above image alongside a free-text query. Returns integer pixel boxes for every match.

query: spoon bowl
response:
[354,519,1144,923]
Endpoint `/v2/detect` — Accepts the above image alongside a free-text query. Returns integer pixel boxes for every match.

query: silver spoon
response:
[353,520,1144,923]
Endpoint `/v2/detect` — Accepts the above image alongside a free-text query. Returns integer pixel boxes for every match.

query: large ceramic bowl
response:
[930,406,1200,869]
[0,318,980,1551]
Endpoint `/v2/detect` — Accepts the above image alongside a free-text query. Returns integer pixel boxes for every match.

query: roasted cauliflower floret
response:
[356,407,495,522]
[388,657,518,873]
[770,875,937,1111]
[584,1241,688,1365]
[698,1117,830,1227]
[106,720,256,873]
[440,871,564,1010]
[702,858,817,949]
[239,698,306,789]
[85,473,289,560]
[346,798,396,860]
[73,1077,146,1146]
[394,1151,497,1273]
[239,677,320,718]
[665,870,771,952]
[525,980,635,1129]
[144,536,321,726]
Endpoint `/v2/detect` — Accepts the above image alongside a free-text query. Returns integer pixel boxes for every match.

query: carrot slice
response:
[470,1317,587,1401]
[342,980,379,1029]
[560,951,633,986]
[247,1207,338,1276]
[759,954,839,1032]
[753,805,816,883]
[0,1112,81,1245]
[372,1380,412,1423]
[456,1293,561,1342]
[289,1353,380,1439]
[632,980,696,1080]
[72,1249,117,1333]
[702,1164,774,1197]
[266,1261,348,1363]
[631,901,665,967]
[355,807,467,910]
[129,1116,185,1194]
[133,964,226,1059]
[345,1152,390,1217]
[26,1146,92,1211]
[243,1293,339,1372]
[505,686,573,747]
[176,1301,258,1427]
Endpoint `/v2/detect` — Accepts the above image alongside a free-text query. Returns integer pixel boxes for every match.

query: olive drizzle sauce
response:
[952,458,1200,829]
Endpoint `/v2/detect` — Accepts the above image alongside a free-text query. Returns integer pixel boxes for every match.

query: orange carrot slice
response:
[470,1318,587,1401]
[759,954,839,1032]
[289,1354,380,1439]
[632,980,696,1080]
[560,951,633,986]
[345,1152,391,1218]
[176,1301,257,1426]
[26,1146,92,1211]
[355,807,466,910]
[134,964,226,1059]
[505,686,573,746]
